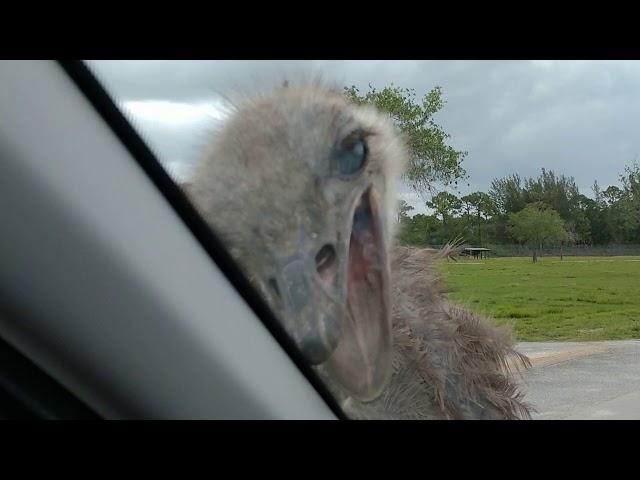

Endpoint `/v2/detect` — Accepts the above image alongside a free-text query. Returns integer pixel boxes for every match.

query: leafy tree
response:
[397,213,438,246]
[344,84,467,195]
[508,203,568,262]
[620,161,640,242]
[461,191,496,245]
[607,195,637,243]
[460,194,474,222]
[592,180,605,207]
[571,194,596,244]
[426,191,462,225]
[594,181,637,243]
[621,161,640,200]
[523,168,580,222]
[603,185,624,206]
[489,174,526,215]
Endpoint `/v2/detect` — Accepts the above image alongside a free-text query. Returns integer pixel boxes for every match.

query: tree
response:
[621,161,640,242]
[426,191,462,225]
[571,194,596,244]
[461,191,496,245]
[397,199,414,223]
[490,174,526,215]
[344,84,467,195]
[397,213,439,246]
[507,203,569,262]
[597,184,637,243]
[621,161,640,200]
[603,185,624,206]
[460,194,474,223]
[523,168,580,222]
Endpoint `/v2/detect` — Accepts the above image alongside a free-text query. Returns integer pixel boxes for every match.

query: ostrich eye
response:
[337,130,368,176]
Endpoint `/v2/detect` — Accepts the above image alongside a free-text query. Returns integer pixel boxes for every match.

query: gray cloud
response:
[89,60,640,213]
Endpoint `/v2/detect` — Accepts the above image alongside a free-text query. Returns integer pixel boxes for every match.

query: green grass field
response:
[440,256,640,342]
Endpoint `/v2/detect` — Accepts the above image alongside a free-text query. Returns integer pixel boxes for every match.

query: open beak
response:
[274,187,392,402]
[324,188,392,401]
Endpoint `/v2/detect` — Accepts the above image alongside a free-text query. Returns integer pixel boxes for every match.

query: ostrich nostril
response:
[315,244,337,284]
[268,277,281,298]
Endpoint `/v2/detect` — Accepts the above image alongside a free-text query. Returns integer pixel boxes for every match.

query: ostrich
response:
[185,81,532,419]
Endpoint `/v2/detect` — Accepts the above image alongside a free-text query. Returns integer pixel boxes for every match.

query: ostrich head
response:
[188,82,408,401]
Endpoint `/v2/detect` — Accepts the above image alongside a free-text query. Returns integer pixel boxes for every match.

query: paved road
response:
[515,340,640,420]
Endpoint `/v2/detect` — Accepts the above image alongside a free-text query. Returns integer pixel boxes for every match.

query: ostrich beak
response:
[278,254,345,365]
[274,188,392,402]
[324,188,392,402]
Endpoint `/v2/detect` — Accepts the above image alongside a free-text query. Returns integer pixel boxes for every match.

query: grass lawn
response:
[439,256,640,342]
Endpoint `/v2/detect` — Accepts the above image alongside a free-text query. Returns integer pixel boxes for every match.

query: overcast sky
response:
[88,60,640,215]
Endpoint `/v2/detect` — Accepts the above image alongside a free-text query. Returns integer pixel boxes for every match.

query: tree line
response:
[397,164,640,258]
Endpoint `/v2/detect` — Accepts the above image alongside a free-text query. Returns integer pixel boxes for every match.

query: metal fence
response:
[426,243,640,257]
[481,244,640,258]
